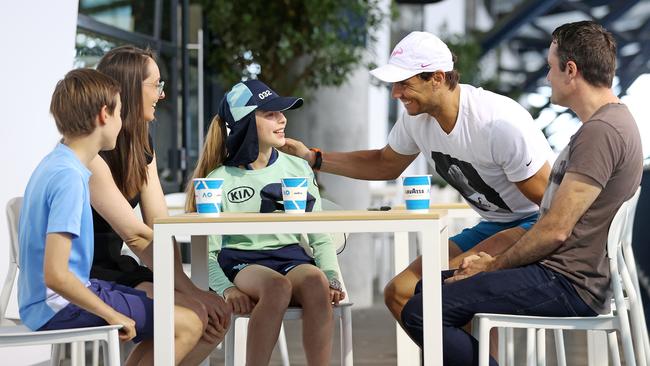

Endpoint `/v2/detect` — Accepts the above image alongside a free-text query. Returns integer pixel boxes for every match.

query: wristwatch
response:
[329,278,342,291]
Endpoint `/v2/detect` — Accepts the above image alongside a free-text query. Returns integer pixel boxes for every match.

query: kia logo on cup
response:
[402,175,432,212]
[193,178,224,215]
[281,177,308,213]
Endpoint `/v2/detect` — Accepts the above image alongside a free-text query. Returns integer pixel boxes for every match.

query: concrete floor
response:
[58,301,622,365]
[207,303,606,366]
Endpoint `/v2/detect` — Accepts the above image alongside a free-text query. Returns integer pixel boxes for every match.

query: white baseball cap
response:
[370,31,454,83]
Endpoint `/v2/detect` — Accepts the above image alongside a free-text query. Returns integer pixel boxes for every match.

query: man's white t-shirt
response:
[388,84,553,222]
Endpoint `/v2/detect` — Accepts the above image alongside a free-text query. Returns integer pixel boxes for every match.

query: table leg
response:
[421,220,444,365]
[154,226,176,365]
[440,223,449,270]
[394,231,421,366]
[190,235,209,290]
[190,235,211,366]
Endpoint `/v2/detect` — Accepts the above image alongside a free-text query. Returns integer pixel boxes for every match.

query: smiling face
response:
[255,110,287,151]
[391,74,437,116]
[142,57,165,122]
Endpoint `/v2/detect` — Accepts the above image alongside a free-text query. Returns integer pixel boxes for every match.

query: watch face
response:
[329,279,342,290]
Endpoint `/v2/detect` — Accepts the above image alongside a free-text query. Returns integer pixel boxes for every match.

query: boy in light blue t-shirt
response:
[18,69,153,356]
[21,66,207,365]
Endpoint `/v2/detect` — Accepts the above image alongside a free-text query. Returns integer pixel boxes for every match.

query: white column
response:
[289,68,374,307]
[0,1,78,363]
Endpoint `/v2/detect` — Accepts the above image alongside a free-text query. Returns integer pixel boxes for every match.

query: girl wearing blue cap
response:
[186,79,345,366]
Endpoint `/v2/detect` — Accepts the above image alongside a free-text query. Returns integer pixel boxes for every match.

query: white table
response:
[153,209,448,365]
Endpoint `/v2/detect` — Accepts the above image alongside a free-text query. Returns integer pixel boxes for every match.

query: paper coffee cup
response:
[193,178,224,215]
[281,177,308,214]
[402,175,432,212]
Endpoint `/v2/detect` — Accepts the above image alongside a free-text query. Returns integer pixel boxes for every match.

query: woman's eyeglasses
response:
[143,80,165,96]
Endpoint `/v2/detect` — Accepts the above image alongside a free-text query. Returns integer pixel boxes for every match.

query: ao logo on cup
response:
[193,178,224,214]
[402,175,432,212]
[281,177,308,213]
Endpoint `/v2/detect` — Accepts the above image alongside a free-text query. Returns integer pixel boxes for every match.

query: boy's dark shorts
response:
[38,279,153,343]
[218,244,315,282]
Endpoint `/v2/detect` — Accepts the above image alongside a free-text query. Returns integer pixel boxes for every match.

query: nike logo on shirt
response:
[525,159,532,166]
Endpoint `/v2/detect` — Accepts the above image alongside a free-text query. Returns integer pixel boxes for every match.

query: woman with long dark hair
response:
[90,45,229,364]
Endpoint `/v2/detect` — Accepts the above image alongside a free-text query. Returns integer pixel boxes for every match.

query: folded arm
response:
[493,172,602,270]
[447,172,602,282]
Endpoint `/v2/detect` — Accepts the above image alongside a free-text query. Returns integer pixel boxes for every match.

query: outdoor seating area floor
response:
[208,303,596,366]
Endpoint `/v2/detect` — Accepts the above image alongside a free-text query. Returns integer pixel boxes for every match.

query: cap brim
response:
[258,96,303,112]
[370,64,420,83]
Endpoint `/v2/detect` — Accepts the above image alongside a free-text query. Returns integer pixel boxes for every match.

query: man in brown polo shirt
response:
[400,20,643,365]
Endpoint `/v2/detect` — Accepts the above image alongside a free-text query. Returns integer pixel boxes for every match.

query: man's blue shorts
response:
[218,244,315,282]
[451,213,539,252]
[38,279,153,343]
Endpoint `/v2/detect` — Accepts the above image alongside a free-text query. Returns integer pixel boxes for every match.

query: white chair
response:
[621,188,650,365]
[530,188,648,366]
[472,194,640,366]
[224,197,354,366]
[164,192,188,217]
[224,291,353,366]
[1,197,122,366]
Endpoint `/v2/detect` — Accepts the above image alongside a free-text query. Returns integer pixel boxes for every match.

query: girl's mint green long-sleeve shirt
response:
[206,151,342,295]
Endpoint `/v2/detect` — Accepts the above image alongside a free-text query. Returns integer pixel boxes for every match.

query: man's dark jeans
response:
[401,263,597,366]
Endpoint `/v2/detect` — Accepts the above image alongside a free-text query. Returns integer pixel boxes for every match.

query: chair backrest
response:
[606,198,630,262]
[606,194,637,317]
[165,192,187,216]
[6,197,21,265]
[623,187,641,251]
[320,198,346,252]
[299,197,347,253]
[1,197,22,324]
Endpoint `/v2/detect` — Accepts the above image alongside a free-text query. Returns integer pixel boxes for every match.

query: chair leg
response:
[498,328,506,366]
[617,306,638,366]
[553,329,566,366]
[71,341,86,366]
[225,316,237,366]
[341,306,353,366]
[50,344,63,366]
[629,298,648,366]
[106,329,121,366]
[526,328,536,366]
[645,326,650,366]
[91,340,99,366]
[536,328,546,366]
[588,330,610,366]
[607,330,621,366]
[506,328,515,366]
[102,341,108,366]
[276,322,290,366]
[478,319,491,366]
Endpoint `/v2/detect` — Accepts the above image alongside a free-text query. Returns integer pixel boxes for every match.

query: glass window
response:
[79,0,158,38]
[74,30,121,68]
[77,0,183,193]
[74,29,180,193]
